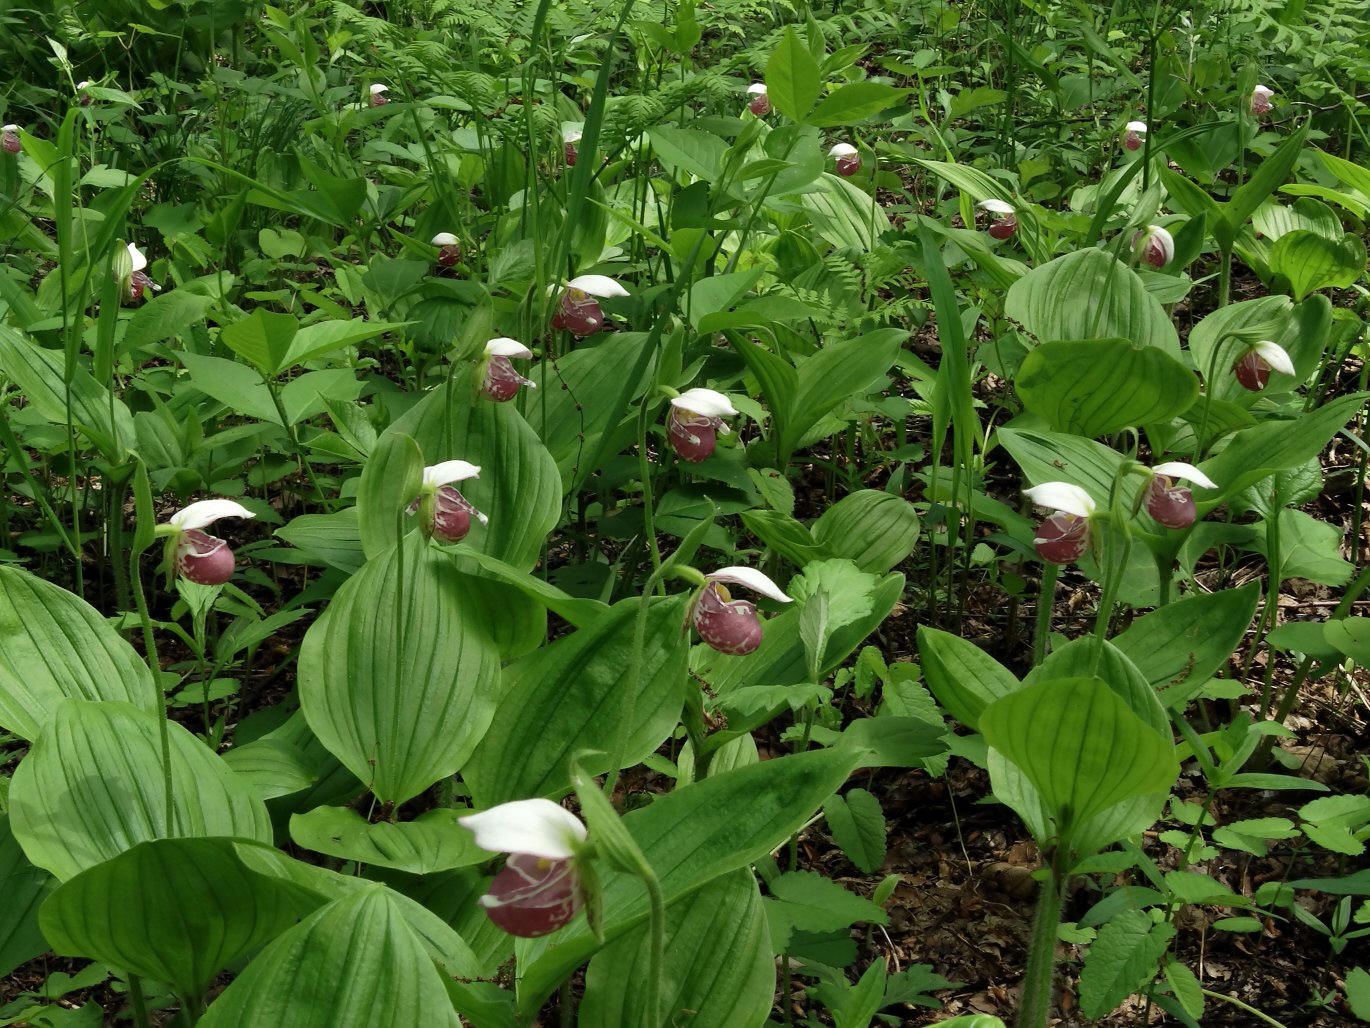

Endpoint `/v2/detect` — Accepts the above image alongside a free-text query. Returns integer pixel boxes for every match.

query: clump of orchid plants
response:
[976,199,1017,239]
[1232,338,1295,392]
[459,800,589,938]
[828,143,859,176]
[2,125,20,155]
[411,460,486,543]
[1122,120,1147,151]
[1132,224,1174,270]
[157,499,255,585]
[746,82,769,116]
[666,388,737,463]
[687,567,792,655]
[1250,84,1275,116]
[549,275,627,338]
[480,338,536,401]
[431,232,460,268]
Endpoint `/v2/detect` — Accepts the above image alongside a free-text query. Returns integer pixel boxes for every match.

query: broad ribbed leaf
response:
[40,838,319,998]
[1268,230,1366,300]
[997,424,1128,511]
[1005,249,1180,358]
[357,432,423,561]
[465,596,690,806]
[0,566,158,740]
[1111,584,1260,693]
[514,748,859,1015]
[1016,338,1197,438]
[1024,638,1167,736]
[812,490,920,573]
[9,700,273,881]
[1186,295,1296,402]
[0,814,51,978]
[387,378,561,571]
[917,625,1018,731]
[290,806,485,874]
[980,678,1177,833]
[299,533,502,805]
[199,888,460,1028]
[580,871,774,1028]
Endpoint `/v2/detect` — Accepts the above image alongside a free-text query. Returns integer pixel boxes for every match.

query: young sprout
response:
[480,338,536,402]
[368,83,389,107]
[1122,120,1147,152]
[162,499,255,585]
[459,800,588,938]
[691,567,792,656]
[1024,483,1097,564]
[667,388,737,463]
[1131,224,1175,270]
[1232,339,1295,392]
[746,82,770,116]
[2,125,19,155]
[976,198,1017,240]
[1250,84,1275,116]
[430,232,460,269]
[1144,462,1217,530]
[550,275,628,338]
[828,142,860,176]
[412,460,486,543]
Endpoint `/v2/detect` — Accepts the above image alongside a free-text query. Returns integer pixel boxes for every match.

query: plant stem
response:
[129,547,173,829]
[128,975,150,1028]
[644,871,668,1028]
[1016,862,1065,1028]
[1033,561,1059,666]
[1198,989,1288,1027]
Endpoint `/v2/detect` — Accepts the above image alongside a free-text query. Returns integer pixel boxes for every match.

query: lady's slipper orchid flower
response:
[667,388,737,463]
[976,199,1017,240]
[691,567,792,656]
[163,499,255,585]
[430,232,460,268]
[125,243,160,303]
[1233,339,1295,392]
[481,338,536,401]
[550,275,627,338]
[1024,483,1096,564]
[828,143,860,176]
[459,800,588,938]
[1122,120,1147,152]
[413,460,486,543]
[562,125,583,166]
[746,82,770,116]
[2,125,19,155]
[1250,84,1274,116]
[1145,462,1216,530]
[1132,224,1174,269]
[368,83,389,107]
[76,81,93,107]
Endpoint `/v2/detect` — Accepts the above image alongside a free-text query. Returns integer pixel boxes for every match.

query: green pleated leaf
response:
[290,806,486,874]
[386,379,561,572]
[465,595,690,807]
[0,566,158,740]
[199,887,461,1028]
[0,814,52,978]
[997,424,1128,512]
[357,432,423,562]
[1016,338,1198,438]
[980,678,1177,835]
[1268,229,1367,301]
[39,838,320,998]
[299,533,502,805]
[1024,637,1167,737]
[9,700,273,881]
[1005,249,1180,358]
[812,490,920,573]
[580,870,774,1028]
[1111,584,1260,694]
[916,625,1018,731]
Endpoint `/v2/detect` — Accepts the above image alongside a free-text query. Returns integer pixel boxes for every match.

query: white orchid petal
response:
[1152,462,1216,490]
[431,232,458,246]
[126,242,147,273]
[1023,482,1097,518]
[77,81,90,90]
[706,566,792,603]
[747,83,767,95]
[2,124,17,133]
[562,124,584,143]
[485,337,533,359]
[1125,120,1148,133]
[670,387,737,418]
[1147,225,1175,264]
[828,143,857,158]
[1252,84,1274,100]
[566,274,628,298]
[169,499,255,531]
[1254,339,1296,377]
[458,799,587,859]
[976,198,1014,215]
[423,460,481,488]
[369,83,388,95]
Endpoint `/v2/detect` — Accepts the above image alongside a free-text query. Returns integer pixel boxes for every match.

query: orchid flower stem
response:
[1032,561,1059,667]
[128,975,150,1028]
[1092,528,1132,663]
[1198,989,1287,1027]
[1016,860,1066,1028]
[128,546,173,830]
[604,564,667,797]
[637,395,663,572]
[643,870,667,1028]
[1249,510,1282,706]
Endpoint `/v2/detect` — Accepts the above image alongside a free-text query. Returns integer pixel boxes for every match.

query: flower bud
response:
[1131,224,1174,270]
[175,529,236,585]
[747,83,769,116]
[692,582,763,655]
[1033,512,1090,564]
[2,125,19,155]
[368,83,389,107]
[480,853,583,938]
[1250,85,1274,117]
[430,232,460,269]
[829,143,859,176]
[1145,476,1196,529]
[1123,120,1147,152]
[976,199,1017,240]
